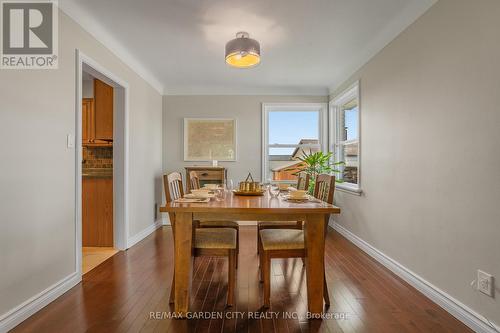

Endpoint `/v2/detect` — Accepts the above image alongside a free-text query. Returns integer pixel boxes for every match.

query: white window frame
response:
[329,81,362,195]
[262,103,328,183]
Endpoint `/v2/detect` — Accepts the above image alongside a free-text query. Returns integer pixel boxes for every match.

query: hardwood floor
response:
[82,247,119,274]
[12,226,472,333]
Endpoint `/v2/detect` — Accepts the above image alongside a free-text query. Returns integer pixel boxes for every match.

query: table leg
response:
[304,214,325,315]
[174,212,193,316]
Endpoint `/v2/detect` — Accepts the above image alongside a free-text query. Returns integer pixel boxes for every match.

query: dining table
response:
[160,190,341,317]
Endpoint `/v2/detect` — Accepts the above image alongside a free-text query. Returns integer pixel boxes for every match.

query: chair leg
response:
[258,239,264,282]
[169,274,175,304]
[262,251,271,308]
[256,223,260,254]
[257,234,262,259]
[323,273,330,306]
[236,226,239,269]
[227,250,236,307]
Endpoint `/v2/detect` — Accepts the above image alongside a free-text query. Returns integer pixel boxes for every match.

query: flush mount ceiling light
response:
[225,32,261,68]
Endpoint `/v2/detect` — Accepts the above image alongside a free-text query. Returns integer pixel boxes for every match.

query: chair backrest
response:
[189,171,201,190]
[313,173,336,233]
[163,172,185,229]
[296,172,310,191]
[313,174,335,204]
[163,172,184,203]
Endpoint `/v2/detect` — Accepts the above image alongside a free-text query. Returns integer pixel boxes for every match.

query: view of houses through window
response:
[339,99,359,184]
[263,100,359,190]
[331,82,360,189]
[266,110,321,183]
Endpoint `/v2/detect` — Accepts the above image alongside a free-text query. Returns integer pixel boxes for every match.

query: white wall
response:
[162,95,327,182]
[331,0,500,326]
[0,9,163,319]
[82,79,93,98]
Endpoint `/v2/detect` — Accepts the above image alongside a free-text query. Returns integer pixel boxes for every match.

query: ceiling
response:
[60,0,436,95]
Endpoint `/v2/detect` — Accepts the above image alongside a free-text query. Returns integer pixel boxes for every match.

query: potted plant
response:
[288,150,344,194]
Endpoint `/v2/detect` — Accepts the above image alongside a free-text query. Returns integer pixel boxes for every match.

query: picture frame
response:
[183,118,237,161]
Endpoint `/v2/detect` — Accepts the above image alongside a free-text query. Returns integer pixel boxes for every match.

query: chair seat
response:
[258,221,301,228]
[195,228,237,249]
[259,229,305,251]
[199,221,239,228]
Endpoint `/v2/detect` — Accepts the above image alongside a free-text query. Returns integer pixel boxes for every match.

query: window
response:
[262,103,327,183]
[330,82,361,193]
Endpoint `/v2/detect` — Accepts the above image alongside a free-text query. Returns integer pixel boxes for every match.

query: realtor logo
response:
[1,0,58,69]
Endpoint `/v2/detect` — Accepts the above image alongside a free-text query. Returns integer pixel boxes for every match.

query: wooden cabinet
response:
[82,98,94,144]
[82,79,113,146]
[82,177,113,247]
[94,79,113,140]
[185,166,227,191]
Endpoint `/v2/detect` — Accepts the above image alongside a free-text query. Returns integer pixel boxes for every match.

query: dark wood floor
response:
[12,226,472,333]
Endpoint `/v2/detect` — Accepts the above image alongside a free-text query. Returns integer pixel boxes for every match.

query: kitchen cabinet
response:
[94,79,113,140]
[82,79,113,146]
[82,176,113,247]
[82,98,94,144]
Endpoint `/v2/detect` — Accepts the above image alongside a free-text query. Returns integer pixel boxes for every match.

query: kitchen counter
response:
[82,168,113,178]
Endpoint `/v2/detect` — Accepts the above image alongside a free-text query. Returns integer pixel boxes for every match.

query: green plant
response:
[287,150,344,193]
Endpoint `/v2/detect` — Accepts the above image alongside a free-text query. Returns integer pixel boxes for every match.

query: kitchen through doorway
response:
[81,71,117,273]
[76,51,129,277]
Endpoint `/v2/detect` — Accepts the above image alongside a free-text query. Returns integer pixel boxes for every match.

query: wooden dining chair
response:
[189,170,240,263]
[258,173,335,308]
[189,170,201,190]
[256,172,310,253]
[296,171,310,191]
[164,172,237,306]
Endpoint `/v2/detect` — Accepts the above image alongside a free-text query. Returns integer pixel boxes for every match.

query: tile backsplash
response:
[83,147,113,169]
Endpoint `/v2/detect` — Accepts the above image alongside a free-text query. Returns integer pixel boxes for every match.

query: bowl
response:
[289,190,308,199]
[191,190,210,198]
[203,184,219,190]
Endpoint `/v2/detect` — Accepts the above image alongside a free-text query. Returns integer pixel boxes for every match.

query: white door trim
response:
[75,49,130,279]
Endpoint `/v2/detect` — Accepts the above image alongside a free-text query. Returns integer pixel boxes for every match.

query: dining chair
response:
[258,173,335,308]
[296,171,310,191]
[256,172,310,253]
[189,170,201,190]
[164,172,237,306]
[189,170,240,264]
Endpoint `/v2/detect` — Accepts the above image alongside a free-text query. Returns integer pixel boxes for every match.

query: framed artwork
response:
[183,118,237,161]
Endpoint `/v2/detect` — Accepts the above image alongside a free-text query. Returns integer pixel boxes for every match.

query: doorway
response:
[76,50,129,277]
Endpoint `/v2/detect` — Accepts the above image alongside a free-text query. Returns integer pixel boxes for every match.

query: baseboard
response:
[330,221,499,333]
[127,220,163,249]
[0,220,163,332]
[0,272,80,333]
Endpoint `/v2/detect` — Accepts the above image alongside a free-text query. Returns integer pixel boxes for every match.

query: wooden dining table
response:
[160,191,340,316]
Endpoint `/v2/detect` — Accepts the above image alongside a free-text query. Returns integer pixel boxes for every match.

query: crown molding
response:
[163,85,329,96]
[328,0,437,95]
[58,3,164,94]
[58,0,435,98]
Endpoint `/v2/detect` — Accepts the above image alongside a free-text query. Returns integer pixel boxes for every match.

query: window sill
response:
[335,183,362,196]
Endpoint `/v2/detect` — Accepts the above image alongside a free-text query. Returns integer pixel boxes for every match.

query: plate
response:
[175,198,210,203]
[283,194,310,202]
[185,193,215,199]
